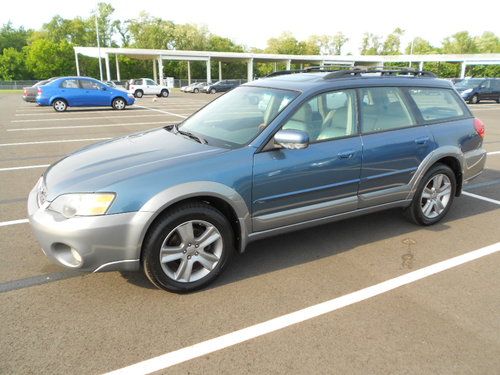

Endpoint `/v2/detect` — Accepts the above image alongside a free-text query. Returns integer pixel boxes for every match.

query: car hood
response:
[44,128,226,200]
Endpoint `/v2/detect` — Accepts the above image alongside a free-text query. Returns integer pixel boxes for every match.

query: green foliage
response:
[0,22,32,53]
[360,33,382,55]
[405,37,437,54]
[0,47,29,79]
[25,39,75,78]
[308,33,349,55]
[265,32,319,55]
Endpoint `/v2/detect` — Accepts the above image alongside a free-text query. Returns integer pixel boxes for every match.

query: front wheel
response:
[405,164,456,225]
[210,88,216,94]
[193,88,199,93]
[160,89,169,98]
[53,99,67,112]
[142,202,234,293]
[134,90,143,98]
[112,97,126,110]
[469,94,479,104]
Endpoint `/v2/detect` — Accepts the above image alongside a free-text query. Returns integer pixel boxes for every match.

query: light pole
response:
[95,13,103,81]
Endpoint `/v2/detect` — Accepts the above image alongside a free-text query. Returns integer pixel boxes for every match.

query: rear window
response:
[409,88,466,122]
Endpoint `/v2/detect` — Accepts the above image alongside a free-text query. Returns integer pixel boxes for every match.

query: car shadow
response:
[55,107,144,113]
[121,192,498,292]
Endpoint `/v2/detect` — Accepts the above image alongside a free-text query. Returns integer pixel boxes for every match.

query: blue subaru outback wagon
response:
[28,68,487,292]
[36,76,135,111]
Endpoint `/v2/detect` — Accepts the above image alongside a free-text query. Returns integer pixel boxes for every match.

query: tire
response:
[469,94,479,104]
[496,97,499,104]
[52,99,67,112]
[134,90,143,98]
[210,88,216,94]
[404,163,456,226]
[112,97,126,110]
[142,202,234,293]
[193,88,199,93]
[160,89,169,98]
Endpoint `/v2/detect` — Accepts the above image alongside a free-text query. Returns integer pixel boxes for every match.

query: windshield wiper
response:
[166,124,207,144]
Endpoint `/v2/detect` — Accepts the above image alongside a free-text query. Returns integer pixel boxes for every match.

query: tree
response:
[265,32,319,55]
[309,33,348,55]
[381,28,404,55]
[360,33,382,55]
[0,47,29,79]
[475,31,500,53]
[0,22,32,53]
[442,31,478,54]
[25,38,75,78]
[405,37,437,54]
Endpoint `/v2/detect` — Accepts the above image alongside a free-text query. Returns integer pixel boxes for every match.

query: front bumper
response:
[28,183,154,272]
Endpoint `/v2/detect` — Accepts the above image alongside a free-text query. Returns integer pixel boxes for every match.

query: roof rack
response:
[265,65,436,79]
[265,64,353,78]
[322,67,436,79]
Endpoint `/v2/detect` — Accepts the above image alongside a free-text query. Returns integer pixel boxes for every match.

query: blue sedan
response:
[36,76,135,112]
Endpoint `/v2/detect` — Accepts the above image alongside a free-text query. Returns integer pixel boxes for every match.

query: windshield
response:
[178,86,299,148]
[455,79,484,89]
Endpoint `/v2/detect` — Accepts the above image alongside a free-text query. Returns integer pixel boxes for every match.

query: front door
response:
[252,89,362,232]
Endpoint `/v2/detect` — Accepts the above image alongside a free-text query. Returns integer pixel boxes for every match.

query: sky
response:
[2,0,499,54]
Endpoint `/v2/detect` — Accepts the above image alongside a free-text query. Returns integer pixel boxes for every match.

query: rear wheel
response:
[112,97,126,110]
[210,88,216,94]
[142,202,234,293]
[405,163,456,225]
[134,90,143,98]
[160,89,169,98]
[469,94,479,104]
[193,88,199,93]
[53,99,67,112]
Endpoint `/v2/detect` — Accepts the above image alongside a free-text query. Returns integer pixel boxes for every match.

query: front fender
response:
[138,181,251,252]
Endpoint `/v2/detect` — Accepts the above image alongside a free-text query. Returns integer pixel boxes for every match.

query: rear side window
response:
[80,80,101,90]
[409,88,465,122]
[360,87,415,133]
[60,79,79,88]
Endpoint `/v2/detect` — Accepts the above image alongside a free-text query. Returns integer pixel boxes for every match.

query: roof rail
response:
[322,67,436,79]
[265,64,353,78]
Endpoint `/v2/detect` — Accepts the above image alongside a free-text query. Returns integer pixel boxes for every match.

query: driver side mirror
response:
[101,86,107,91]
[274,129,309,150]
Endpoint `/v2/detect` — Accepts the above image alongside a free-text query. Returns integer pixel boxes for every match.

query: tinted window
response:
[146,79,157,85]
[283,89,357,142]
[409,88,465,121]
[493,80,500,90]
[360,87,415,133]
[80,80,101,90]
[60,79,79,88]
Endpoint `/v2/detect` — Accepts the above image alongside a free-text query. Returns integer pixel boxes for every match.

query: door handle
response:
[415,136,430,145]
[338,150,355,159]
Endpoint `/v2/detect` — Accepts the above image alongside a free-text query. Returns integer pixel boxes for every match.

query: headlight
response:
[48,193,116,218]
[461,89,473,95]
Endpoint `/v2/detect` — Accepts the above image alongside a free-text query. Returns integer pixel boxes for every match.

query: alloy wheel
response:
[159,220,223,283]
[420,173,452,219]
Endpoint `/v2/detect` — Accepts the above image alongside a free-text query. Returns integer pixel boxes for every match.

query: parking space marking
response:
[487,151,500,156]
[462,191,500,205]
[14,109,150,116]
[135,105,187,119]
[0,164,49,172]
[0,137,110,147]
[105,241,500,375]
[7,121,175,132]
[10,114,172,123]
[0,218,29,227]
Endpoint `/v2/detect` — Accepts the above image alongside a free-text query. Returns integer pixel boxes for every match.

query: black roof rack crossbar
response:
[322,68,436,79]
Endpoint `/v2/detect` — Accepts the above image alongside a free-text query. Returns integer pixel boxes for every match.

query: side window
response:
[60,79,79,88]
[282,89,357,142]
[360,87,415,133]
[146,79,157,85]
[79,80,101,90]
[409,88,465,122]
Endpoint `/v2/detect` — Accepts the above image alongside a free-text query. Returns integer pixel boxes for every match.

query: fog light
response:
[71,248,83,264]
[52,243,83,268]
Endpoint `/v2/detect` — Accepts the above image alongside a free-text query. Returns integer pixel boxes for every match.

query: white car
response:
[127,78,170,98]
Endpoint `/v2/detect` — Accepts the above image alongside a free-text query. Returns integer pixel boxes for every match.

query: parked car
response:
[104,81,117,88]
[36,76,135,112]
[454,78,500,104]
[127,78,170,98]
[28,68,486,292]
[202,80,239,94]
[22,78,56,102]
[181,82,207,93]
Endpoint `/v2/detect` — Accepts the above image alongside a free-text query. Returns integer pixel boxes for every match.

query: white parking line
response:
[105,241,500,375]
[14,109,150,116]
[0,137,110,147]
[462,191,500,205]
[0,219,29,227]
[7,121,175,132]
[0,164,49,172]
[487,151,500,156]
[135,105,187,119]
[10,114,175,123]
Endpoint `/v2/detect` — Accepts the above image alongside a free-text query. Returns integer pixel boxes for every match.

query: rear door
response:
[358,86,435,208]
[145,79,159,94]
[478,80,493,100]
[59,78,82,106]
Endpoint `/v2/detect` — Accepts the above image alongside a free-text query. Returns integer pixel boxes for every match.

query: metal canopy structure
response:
[73,46,500,83]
